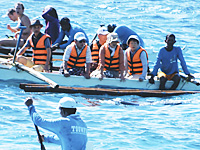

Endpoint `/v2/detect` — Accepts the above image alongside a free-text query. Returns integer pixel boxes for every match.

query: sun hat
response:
[97,27,109,35]
[57,97,76,109]
[126,35,140,45]
[106,32,119,43]
[30,19,43,28]
[74,32,86,41]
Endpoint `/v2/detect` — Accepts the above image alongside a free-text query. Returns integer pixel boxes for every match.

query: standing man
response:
[124,35,149,81]
[91,33,125,81]
[16,19,51,72]
[149,34,194,90]
[63,32,92,79]
[51,17,89,50]
[90,26,109,72]
[0,2,31,47]
[25,97,88,150]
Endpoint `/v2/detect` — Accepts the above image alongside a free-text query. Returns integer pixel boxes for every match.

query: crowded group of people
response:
[1,2,195,91]
[1,2,196,150]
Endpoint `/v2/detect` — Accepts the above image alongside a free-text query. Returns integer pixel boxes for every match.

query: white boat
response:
[1,57,200,93]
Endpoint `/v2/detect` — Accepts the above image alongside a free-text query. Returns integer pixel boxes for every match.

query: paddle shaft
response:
[34,124,46,150]
[13,26,26,63]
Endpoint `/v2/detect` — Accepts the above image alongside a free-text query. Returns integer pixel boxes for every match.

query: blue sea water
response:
[0,0,200,149]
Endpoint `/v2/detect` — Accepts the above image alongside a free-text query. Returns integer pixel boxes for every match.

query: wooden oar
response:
[34,125,46,150]
[16,63,59,88]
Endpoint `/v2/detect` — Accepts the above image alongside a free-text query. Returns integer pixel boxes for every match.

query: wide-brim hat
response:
[30,19,43,28]
[126,35,140,45]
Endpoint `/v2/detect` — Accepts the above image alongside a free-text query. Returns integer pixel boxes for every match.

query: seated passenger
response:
[51,17,89,50]
[114,25,144,50]
[62,32,92,79]
[42,5,60,43]
[0,2,31,48]
[90,33,125,81]
[16,19,51,72]
[90,26,109,71]
[149,34,194,90]
[124,35,149,81]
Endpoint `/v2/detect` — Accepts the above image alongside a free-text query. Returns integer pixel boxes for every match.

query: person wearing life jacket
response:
[91,32,125,81]
[16,19,52,72]
[124,35,148,81]
[90,26,109,72]
[62,32,92,79]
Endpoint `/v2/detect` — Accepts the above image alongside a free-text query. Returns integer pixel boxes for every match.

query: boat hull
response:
[0,59,200,91]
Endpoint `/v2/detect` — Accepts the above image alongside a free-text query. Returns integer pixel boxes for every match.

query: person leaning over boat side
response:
[7,8,18,27]
[16,19,51,72]
[90,32,125,81]
[149,34,194,90]
[51,17,89,51]
[0,2,31,48]
[42,5,60,43]
[25,97,88,150]
[124,35,149,82]
[114,25,144,50]
[90,26,109,72]
[62,32,92,79]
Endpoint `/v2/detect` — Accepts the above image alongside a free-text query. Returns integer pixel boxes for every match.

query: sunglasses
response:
[78,40,86,43]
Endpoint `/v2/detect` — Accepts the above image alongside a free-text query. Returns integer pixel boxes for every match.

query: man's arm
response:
[52,29,65,46]
[124,50,128,75]
[44,38,52,72]
[177,47,190,75]
[7,24,19,33]
[44,135,61,145]
[119,48,125,81]
[139,51,148,81]
[98,46,105,80]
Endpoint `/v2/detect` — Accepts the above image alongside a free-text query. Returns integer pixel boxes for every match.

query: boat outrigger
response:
[0,56,200,97]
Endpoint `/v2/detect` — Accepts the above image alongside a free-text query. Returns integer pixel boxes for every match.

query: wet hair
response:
[60,107,77,115]
[15,2,25,10]
[107,24,117,33]
[48,8,58,19]
[59,17,70,25]
[166,34,175,40]
[7,8,16,15]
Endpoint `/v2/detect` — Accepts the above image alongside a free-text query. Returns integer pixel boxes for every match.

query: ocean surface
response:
[0,0,200,149]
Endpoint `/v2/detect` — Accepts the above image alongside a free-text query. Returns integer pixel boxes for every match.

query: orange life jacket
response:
[127,47,148,75]
[29,33,51,65]
[104,43,120,71]
[91,40,100,63]
[67,43,87,68]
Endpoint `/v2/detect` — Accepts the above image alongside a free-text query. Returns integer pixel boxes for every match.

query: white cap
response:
[97,27,109,35]
[57,97,76,108]
[106,32,119,43]
[74,32,86,41]
[126,35,140,45]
